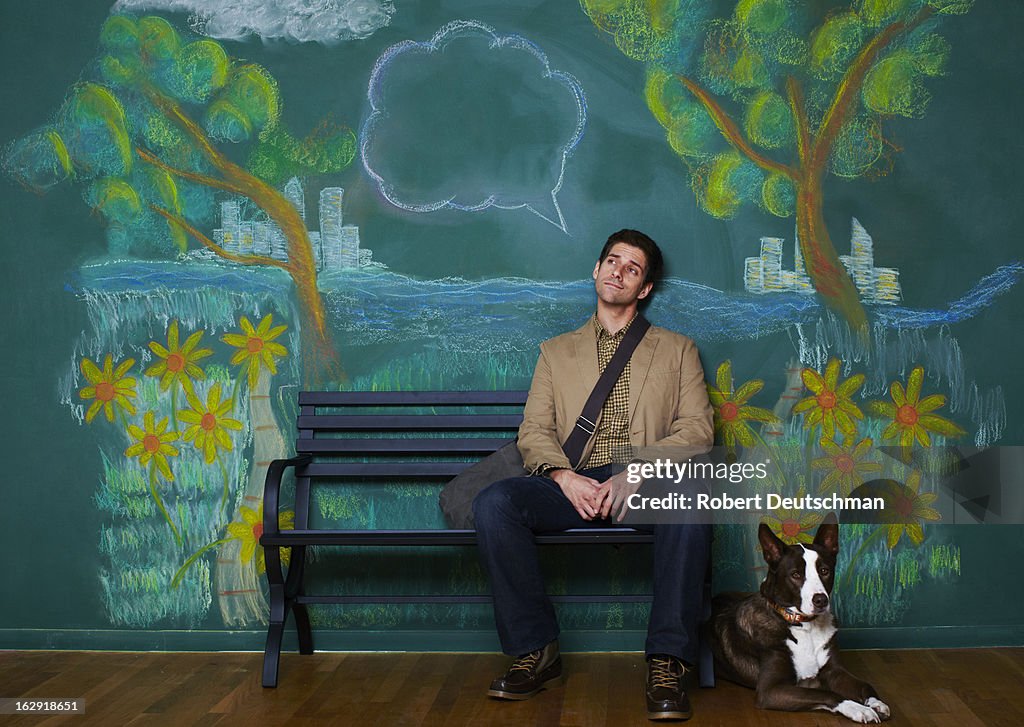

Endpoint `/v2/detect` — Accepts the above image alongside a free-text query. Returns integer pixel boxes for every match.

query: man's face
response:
[592,242,652,307]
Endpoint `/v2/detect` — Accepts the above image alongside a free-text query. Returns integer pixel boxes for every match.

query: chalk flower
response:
[227,502,295,574]
[792,358,864,440]
[878,470,941,549]
[79,354,137,424]
[868,366,966,448]
[178,382,243,464]
[145,320,213,398]
[811,435,882,497]
[706,361,778,448]
[124,411,180,480]
[761,489,823,545]
[222,314,288,388]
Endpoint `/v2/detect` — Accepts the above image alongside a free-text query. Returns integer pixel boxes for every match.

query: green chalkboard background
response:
[1,0,1022,651]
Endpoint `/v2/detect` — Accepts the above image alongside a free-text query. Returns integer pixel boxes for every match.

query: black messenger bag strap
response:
[560,315,651,469]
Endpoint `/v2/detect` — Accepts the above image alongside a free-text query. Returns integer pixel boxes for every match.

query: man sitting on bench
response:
[472,229,715,721]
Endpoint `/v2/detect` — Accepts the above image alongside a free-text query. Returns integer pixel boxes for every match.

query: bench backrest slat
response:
[299,391,528,406]
[297,438,512,454]
[296,414,523,431]
[301,462,473,478]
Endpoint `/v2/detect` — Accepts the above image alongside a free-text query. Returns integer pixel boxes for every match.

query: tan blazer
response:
[517,318,714,474]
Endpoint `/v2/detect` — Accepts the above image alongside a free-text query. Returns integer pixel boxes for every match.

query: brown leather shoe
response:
[487,640,562,700]
[646,655,692,720]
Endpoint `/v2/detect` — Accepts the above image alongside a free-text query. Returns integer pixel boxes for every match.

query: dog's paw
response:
[833,699,881,723]
[865,697,890,720]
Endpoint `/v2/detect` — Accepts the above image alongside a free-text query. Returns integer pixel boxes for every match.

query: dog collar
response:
[763,594,818,624]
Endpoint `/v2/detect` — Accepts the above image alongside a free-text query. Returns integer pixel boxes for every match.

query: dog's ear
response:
[758,523,786,566]
[814,512,839,558]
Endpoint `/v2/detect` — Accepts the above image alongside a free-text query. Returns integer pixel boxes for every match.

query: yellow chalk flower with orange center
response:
[761,489,823,545]
[222,314,288,388]
[145,320,213,398]
[811,435,882,497]
[178,382,243,464]
[792,358,864,440]
[124,411,180,480]
[227,502,295,574]
[878,470,941,549]
[79,354,137,423]
[868,366,966,448]
[705,360,778,448]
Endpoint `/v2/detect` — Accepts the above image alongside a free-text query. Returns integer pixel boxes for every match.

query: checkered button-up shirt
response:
[583,314,636,469]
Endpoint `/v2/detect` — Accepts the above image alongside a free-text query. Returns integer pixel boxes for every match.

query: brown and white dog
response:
[708,515,891,723]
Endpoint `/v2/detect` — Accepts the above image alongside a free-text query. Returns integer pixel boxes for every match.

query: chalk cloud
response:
[111,0,395,43]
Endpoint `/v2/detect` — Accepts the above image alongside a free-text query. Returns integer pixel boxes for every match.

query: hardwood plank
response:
[370,652,421,704]
[0,649,1022,725]
[602,653,644,727]
[436,654,499,727]
[421,654,484,727]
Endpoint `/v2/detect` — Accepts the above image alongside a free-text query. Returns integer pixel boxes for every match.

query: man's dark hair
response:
[599,229,664,287]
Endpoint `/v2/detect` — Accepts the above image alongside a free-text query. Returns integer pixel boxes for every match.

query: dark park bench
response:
[258,390,714,688]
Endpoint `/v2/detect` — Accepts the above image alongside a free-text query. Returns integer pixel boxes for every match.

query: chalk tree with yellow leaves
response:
[582,0,973,335]
[5,15,357,382]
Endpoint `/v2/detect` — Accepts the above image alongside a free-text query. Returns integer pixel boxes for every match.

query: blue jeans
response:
[472,464,711,663]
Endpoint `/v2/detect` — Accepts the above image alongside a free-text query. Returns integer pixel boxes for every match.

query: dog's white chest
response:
[787,616,836,680]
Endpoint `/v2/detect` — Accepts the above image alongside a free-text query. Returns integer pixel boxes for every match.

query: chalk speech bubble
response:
[360,20,587,232]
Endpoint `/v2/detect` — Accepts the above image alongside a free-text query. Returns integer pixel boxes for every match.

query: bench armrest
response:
[263,454,313,536]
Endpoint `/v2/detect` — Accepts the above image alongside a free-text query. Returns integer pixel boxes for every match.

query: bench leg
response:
[698,629,716,688]
[264,546,288,688]
[262,615,285,688]
[284,546,314,655]
[293,603,314,655]
[698,556,715,688]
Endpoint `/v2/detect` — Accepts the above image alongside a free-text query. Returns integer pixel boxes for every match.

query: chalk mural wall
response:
[1,0,1021,649]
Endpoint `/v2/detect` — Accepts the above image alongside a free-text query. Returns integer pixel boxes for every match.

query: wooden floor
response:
[1,648,1022,726]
